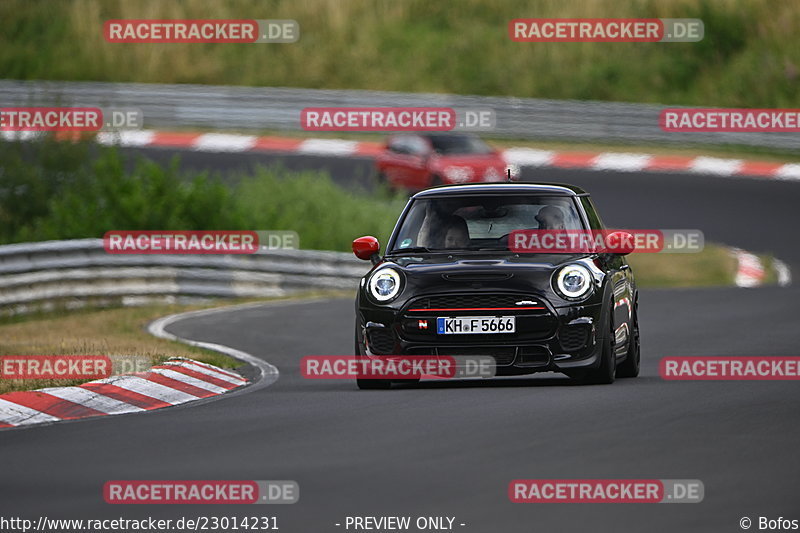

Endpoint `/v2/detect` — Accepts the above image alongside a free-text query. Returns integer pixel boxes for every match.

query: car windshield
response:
[389,195,585,253]
[427,135,494,155]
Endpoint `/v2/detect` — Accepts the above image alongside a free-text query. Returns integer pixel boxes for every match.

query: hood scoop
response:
[459,260,503,265]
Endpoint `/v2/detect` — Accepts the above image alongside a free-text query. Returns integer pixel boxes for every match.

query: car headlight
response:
[554,264,593,300]
[368,268,402,302]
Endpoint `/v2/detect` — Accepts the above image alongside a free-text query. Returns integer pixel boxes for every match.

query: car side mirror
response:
[353,236,381,263]
[605,231,635,256]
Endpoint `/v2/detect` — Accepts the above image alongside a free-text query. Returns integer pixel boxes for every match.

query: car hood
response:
[374,253,599,308]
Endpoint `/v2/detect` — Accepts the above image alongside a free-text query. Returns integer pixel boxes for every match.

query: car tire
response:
[355,329,392,390]
[430,175,444,187]
[570,299,616,385]
[615,299,640,378]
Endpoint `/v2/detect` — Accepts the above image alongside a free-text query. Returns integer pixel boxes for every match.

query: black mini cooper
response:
[352,183,639,389]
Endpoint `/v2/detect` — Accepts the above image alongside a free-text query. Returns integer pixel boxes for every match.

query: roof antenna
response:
[507,168,512,182]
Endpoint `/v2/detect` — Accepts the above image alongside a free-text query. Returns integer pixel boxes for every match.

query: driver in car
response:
[535,205,566,230]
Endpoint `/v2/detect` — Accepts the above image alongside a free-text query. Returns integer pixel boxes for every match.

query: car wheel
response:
[355,329,392,390]
[571,299,616,385]
[615,300,640,378]
[430,175,444,187]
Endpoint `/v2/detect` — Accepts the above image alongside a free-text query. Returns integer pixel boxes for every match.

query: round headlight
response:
[555,264,593,300]
[368,268,402,302]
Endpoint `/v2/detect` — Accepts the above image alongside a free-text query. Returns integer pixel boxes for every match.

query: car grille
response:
[367,329,395,355]
[406,293,542,311]
[559,324,590,351]
[401,293,556,342]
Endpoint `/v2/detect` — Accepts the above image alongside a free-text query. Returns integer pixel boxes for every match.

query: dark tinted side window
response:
[387,136,410,154]
[388,135,428,155]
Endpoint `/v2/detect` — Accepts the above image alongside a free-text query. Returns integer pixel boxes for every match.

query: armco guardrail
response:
[1,80,798,150]
[0,239,368,315]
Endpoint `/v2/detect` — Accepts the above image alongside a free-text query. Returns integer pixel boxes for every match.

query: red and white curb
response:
[503,148,800,180]
[83,130,800,180]
[0,358,247,429]
[94,130,383,157]
[0,302,281,430]
[4,129,800,180]
[732,248,792,288]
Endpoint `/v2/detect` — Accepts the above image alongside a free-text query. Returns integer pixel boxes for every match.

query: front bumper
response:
[357,292,605,376]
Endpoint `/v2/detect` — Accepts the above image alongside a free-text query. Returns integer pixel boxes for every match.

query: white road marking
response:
[591,153,652,172]
[193,133,257,152]
[297,139,359,155]
[38,387,143,415]
[96,129,156,147]
[149,368,229,394]
[0,398,59,426]
[689,157,743,176]
[502,148,555,167]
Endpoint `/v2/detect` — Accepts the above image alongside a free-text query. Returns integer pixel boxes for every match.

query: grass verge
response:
[0,137,407,249]
[0,291,349,395]
[2,0,799,108]
[627,244,737,288]
[625,245,780,288]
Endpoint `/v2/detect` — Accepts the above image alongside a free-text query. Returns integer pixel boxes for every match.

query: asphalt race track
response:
[2,147,799,532]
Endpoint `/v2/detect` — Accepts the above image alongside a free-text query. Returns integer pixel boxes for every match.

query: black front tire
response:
[355,329,392,390]
[570,300,616,385]
[615,300,640,378]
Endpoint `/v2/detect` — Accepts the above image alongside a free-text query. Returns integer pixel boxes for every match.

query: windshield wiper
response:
[386,246,435,255]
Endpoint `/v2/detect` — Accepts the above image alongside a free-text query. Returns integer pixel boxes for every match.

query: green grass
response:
[0,290,351,394]
[627,245,738,288]
[0,0,799,108]
[0,136,407,250]
[0,303,238,394]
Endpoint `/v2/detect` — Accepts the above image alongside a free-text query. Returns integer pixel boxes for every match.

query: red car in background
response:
[376,133,518,190]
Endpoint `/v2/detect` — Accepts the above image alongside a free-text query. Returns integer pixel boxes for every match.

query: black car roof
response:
[412,182,588,198]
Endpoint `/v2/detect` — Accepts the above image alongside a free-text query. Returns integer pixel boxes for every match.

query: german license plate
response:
[437,316,515,334]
